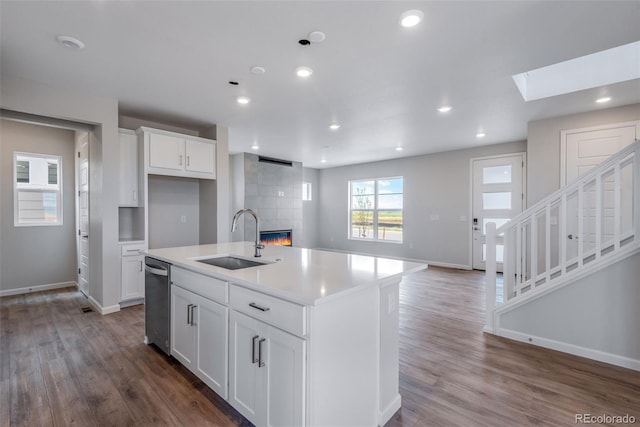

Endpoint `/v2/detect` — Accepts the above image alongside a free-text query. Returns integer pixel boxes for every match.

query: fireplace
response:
[260,230,292,246]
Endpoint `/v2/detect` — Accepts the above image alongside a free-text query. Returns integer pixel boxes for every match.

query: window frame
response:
[302,181,312,201]
[348,176,403,243]
[13,151,63,227]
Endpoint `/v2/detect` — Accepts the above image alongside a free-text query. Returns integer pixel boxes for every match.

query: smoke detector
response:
[57,35,85,50]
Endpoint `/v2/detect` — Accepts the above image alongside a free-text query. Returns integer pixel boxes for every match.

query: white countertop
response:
[146,242,427,305]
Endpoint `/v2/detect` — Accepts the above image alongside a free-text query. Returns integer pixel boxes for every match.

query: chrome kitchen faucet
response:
[231,208,265,257]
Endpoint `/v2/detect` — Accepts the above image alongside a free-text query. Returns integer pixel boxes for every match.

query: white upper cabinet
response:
[141,127,216,179]
[118,129,140,206]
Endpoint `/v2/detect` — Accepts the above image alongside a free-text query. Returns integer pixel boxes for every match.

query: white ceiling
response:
[1,1,639,168]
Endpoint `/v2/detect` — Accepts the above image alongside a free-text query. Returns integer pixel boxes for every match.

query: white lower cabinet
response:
[171,284,228,399]
[229,310,305,427]
[120,242,145,303]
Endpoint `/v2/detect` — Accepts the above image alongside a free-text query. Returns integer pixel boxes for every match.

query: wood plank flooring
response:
[1,267,638,426]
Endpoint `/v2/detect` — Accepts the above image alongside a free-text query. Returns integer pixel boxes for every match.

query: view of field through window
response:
[350,177,403,242]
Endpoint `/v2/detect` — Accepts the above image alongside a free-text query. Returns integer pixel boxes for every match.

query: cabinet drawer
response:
[121,242,146,256]
[230,285,306,336]
[172,267,228,304]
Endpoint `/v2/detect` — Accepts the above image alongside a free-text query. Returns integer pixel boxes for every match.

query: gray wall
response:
[0,75,120,310]
[0,119,76,292]
[148,175,200,249]
[527,103,640,206]
[302,167,319,249]
[500,251,640,363]
[317,141,526,267]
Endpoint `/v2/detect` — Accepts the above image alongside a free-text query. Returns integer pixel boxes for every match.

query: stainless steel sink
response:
[195,256,271,270]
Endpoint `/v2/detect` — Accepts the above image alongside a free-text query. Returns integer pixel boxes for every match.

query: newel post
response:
[485,222,497,334]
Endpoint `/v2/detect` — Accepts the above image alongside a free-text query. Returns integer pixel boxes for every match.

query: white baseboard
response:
[379,394,402,427]
[0,281,77,297]
[497,328,640,372]
[87,295,121,315]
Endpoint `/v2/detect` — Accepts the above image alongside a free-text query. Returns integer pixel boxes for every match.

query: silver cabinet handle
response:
[179,154,183,166]
[252,335,259,364]
[190,305,197,326]
[139,260,143,272]
[187,156,190,167]
[133,190,137,201]
[187,304,194,325]
[249,302,270,312]
[258,338,266,368]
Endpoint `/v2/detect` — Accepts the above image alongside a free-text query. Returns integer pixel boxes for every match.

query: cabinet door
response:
[265,326,306,427]
[229,311,266,425]
[171,285,196,368]
[149,133,184,170]
[185,139,215,175]
[118,130,139,206]
[121,255,144,300]
[195,296,228,399]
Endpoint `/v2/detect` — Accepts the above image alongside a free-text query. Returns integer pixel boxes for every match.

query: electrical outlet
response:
[180,215,187,223]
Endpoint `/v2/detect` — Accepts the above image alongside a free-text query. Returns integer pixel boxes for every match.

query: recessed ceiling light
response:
[437,106,452,113]
[395,147,404,151]
[400,10,424,28]
[250,66,266,75]
[329,123,340,130]
[320,159,327,164]
[476,132,486,139]
[596,96,611,103]
[251,144,260,150]
[57,35,85,50]
[296,66,313,78]
[237,96,251,105]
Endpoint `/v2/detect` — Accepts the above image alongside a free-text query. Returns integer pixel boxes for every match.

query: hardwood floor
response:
[1,267,638,426]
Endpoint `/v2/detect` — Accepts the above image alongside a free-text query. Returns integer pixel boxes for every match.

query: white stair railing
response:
[486,140,640,332]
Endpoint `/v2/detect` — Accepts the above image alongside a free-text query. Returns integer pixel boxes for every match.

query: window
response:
[302,182,312,201]
[349,177,403,242]
[14,152,63,226]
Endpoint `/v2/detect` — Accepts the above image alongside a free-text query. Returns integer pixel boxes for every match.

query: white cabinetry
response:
[142,127,216,179]
[120,242,145,302]
[170,267,228,399]
[118,129,140,207]
[229,310,305,427]
[229,285,306,427]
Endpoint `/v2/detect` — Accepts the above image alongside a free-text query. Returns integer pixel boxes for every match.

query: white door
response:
[563,122,638,260]
[148,133,184,170]
[171,285,197,367]
[265,326,305,427]
[185,139,215,174]
[472,154,525,270]
[195,296,228,399]
[76,133,90,296]
[229,310,265,426]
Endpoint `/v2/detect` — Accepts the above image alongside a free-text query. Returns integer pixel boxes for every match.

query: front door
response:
[472,154,525,270]
[76,132,90,296]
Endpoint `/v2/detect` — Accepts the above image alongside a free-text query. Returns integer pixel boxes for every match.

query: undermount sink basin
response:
[194,256,272,270]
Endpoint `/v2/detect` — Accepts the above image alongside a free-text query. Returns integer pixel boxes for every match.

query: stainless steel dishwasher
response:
[144,257,171,355]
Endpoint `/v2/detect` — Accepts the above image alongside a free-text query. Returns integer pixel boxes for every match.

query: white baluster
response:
[485,222,497,333]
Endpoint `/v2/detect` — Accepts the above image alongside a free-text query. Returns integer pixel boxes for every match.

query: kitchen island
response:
[146,242,427,427]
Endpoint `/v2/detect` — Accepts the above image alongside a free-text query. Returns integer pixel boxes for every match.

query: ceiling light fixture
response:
[308,31,326,43]
[400,10,424,28]
[437,106,452,113]
[250,66,266,75]
[329,123,340,130]
[237,96,251,105]
[476,132,486,139]
[57,35,85,50]
[320,159,327,164]
[596,96,611,103]
[251,144,260,150]
[395,147,404,151]
[296,66,313,78]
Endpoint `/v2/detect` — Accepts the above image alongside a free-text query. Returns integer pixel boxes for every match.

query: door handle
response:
[567,234,578,240]
[252,335,259,364]
[258,338,266,368]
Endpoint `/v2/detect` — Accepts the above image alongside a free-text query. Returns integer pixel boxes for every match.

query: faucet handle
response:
[255,243,265,249]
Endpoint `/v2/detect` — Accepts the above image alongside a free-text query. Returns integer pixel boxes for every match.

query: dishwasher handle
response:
[145,265,168,277]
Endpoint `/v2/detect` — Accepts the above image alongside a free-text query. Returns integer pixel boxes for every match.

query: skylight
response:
[512,41,640,101]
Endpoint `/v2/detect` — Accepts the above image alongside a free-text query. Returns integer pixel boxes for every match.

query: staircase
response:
[485,139,640,370]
